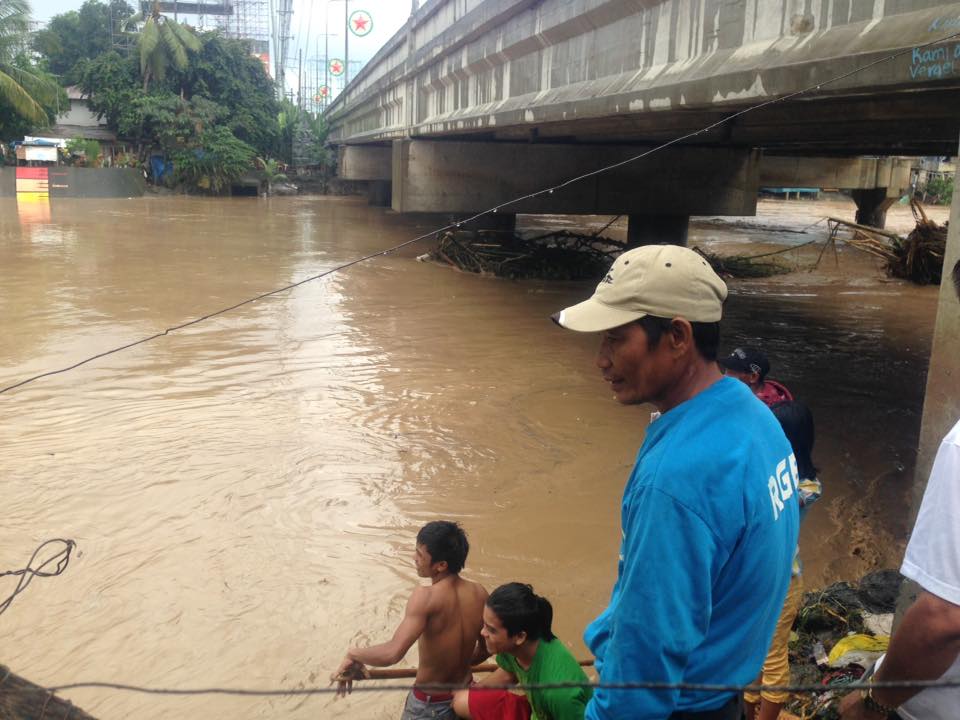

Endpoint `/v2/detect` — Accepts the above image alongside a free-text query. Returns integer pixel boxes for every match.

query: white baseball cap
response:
[553,245,727,331]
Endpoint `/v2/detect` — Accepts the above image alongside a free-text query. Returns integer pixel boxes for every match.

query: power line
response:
[3,29,960,397]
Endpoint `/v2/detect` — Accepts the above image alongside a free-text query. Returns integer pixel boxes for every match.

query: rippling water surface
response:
[0,195,949,718]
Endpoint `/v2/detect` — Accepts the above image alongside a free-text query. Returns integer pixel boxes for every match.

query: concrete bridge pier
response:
[627,215,689,247]
[390,141,759,227]
[851,188,898,229]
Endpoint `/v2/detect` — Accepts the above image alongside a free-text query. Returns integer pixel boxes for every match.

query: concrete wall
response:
[0,167,145,198]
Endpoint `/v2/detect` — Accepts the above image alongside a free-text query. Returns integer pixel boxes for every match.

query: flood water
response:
[0,194,951,719]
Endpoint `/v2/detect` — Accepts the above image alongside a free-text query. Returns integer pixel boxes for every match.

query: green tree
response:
[32,0,134,83]
[1,0,62,135]
[178,33,280,157]
[173,126,255,193]
[256,156,287,195]
[126,1,200,91]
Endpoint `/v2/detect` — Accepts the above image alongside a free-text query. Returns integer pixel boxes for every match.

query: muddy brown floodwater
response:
[0,195,950,719]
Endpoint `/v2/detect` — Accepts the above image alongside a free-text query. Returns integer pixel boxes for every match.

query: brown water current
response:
[0,195,950,718]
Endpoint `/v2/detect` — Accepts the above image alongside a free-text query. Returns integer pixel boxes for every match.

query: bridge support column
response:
[852,188,897,229]
[471,212,517,234]
[627,215,689,247]
[339,145,392,182]
[391,140,758,218]
[367,180,392,207]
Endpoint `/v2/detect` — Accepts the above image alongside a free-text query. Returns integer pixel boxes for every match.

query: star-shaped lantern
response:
[349,9,373,37]
[329,59,345,76]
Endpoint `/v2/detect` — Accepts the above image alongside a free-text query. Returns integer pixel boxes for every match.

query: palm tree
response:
[1,0,58,125]
[125,1,201,91]
[257,156,288,195]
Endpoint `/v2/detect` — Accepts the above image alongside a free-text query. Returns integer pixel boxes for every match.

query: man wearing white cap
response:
[553,245,800,720]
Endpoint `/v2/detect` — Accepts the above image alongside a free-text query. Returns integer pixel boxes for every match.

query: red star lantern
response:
[329,59,344,76]
[349,9,373,37]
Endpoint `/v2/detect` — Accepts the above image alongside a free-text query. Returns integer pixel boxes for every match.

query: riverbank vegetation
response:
[1,0,331,192]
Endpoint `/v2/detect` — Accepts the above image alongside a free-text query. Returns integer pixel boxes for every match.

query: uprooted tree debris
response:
[425,229,626,281]
[425,228,795,281]
[834,200,949,285]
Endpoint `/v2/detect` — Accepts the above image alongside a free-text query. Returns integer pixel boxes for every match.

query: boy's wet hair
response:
[486,582,556,642]
[416,521,469,574]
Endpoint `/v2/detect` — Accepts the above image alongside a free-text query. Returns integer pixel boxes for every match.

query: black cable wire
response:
[0,539,76,617]
[3,28,959,398]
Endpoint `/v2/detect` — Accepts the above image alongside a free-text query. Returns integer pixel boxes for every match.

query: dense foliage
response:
[173,126,255,193]
[7,0,332,190]
[76,31,282,163]
[31,0,133,84]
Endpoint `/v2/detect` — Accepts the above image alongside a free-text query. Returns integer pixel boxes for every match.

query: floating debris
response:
[785,570,903,719]
[428,229,625,281]
[838,200,948,285]
[692,246,794,279]
[427,228,799,281]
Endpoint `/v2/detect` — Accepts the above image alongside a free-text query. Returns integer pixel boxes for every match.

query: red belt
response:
[413,688,454,703]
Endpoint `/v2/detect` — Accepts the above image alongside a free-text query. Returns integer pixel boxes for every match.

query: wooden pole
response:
[339,659,594,682]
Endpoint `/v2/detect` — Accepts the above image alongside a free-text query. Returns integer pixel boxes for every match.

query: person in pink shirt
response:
[718,347,793,407]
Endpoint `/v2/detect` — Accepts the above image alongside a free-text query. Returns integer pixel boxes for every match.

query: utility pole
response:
[297,48,303,109]
[344,0,350,86]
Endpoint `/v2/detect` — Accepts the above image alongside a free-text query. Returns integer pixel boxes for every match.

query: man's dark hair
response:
[953,258,960,301]
[416,521,469,574]
[637,315,721,361]
[486,583,555,642]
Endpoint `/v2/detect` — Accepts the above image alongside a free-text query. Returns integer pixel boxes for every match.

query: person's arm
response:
[587,489,721,720]
[478,667,516,687]
[332,587,430,695]
[470,585,492,665]
[840,591,960,718]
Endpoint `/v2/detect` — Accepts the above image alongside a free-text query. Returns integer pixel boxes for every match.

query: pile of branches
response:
[429,229,799,281]
[429,229,625,281]
[843,200,948,285]
[692,247,793,279]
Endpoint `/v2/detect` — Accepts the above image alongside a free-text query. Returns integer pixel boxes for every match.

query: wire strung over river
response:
[2,29,959,396]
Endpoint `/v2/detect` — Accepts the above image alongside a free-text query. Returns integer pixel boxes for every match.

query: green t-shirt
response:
[496,637,592,720]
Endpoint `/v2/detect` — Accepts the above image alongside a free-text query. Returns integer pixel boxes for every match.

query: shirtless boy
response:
[333,520,489,719]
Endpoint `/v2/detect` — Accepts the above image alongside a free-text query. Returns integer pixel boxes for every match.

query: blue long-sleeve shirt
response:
[585,377,799,719]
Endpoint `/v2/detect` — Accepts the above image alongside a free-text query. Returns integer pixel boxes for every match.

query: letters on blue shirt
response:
[584,377,800,720]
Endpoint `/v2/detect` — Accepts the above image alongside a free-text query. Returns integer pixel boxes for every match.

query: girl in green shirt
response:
[452,583,591,720]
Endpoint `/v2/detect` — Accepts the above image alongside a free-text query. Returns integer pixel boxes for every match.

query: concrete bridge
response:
[326,0,960,236]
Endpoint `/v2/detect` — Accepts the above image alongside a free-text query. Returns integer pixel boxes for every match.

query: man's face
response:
[596,321,679,406]
[414,544,434,578]
[480,605,521,655]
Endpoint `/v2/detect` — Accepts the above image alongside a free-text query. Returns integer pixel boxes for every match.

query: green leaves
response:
[1,0,64,132]
[174,126,256,193]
